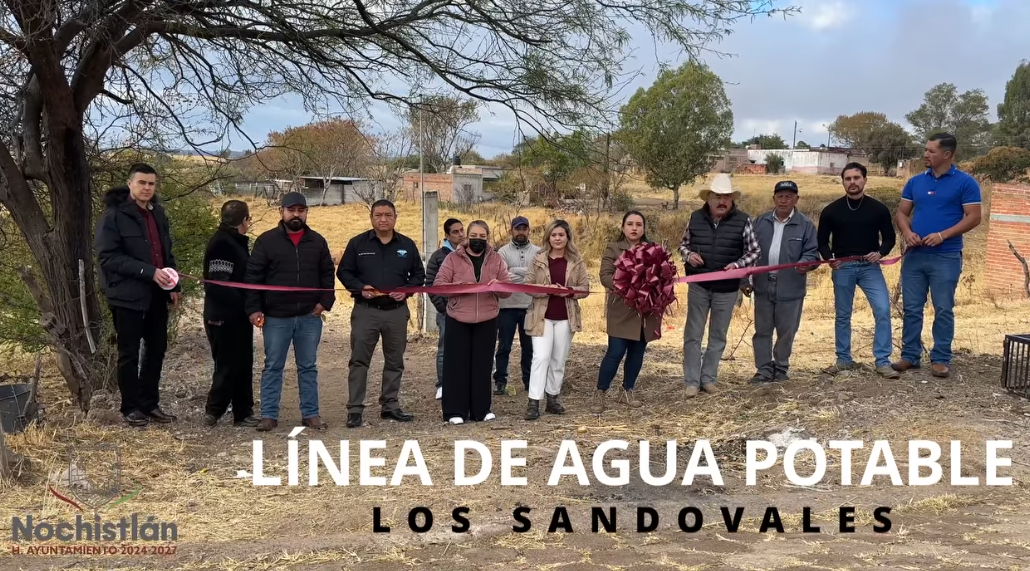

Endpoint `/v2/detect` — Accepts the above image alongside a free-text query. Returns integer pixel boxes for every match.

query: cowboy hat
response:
[698,173,741,201]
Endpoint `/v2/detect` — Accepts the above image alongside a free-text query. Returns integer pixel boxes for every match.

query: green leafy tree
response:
[864,122,917,175]
[905,83,993,158]
[970,147,1030,183]
[996,61,1030,149]
[522,130,594,197]
[828,112,891,148]
[743,133,787,149]
[795,141,810,149]
[618,61,734,209]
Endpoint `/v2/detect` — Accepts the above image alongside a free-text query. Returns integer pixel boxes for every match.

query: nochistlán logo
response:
[397,249,408,259]
[46,443,141,513]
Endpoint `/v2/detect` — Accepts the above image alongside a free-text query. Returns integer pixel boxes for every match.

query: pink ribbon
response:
[186,254,903,296]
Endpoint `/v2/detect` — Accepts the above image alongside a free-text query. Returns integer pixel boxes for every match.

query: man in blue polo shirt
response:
[893,132,982,379]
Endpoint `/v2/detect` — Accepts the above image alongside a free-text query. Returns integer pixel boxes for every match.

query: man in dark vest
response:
[678,174,760,397]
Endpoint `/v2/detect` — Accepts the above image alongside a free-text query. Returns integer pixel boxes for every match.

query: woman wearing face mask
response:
[592,211,660,414]
[523,220,590,420]
[433,220,512,424]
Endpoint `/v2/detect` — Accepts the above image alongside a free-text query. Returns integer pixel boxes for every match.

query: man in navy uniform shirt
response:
[337,199,426,428]
[893,132,982,378]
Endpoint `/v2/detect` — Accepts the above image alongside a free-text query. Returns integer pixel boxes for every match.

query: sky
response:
[227,0,1030,159]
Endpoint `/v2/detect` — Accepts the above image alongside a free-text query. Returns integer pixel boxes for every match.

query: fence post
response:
[422,191,440,333]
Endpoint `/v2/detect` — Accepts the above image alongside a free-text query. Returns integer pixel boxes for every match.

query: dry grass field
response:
[2,173,1030,571]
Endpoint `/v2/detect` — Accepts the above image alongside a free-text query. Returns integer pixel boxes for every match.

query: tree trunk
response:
[672,186,681,210]
[3,118,104,412]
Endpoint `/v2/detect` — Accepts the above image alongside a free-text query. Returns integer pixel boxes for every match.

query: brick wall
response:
[401,173,454,202]
[735,164,767,174]
[985,183,1030,298]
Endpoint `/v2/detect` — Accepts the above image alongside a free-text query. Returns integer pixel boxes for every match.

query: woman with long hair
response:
[433,220,511,424]
[523,220,590,420]
[592,211,661,414]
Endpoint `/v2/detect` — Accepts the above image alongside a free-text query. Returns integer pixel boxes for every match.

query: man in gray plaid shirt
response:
[678,174,760,397]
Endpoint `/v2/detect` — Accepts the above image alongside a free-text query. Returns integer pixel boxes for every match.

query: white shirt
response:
[767,209,794,272]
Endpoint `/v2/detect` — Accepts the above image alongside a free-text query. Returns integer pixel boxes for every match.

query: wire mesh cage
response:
[1002,334,1030,398]
[0,383,36,434]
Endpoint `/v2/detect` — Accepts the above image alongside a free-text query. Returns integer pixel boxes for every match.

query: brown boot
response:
[302,416,328,431]
[891,359,920,372]
[617,387,643,408]
[684,385,700,398]
[590,390,607,414]
[256,418,277,432]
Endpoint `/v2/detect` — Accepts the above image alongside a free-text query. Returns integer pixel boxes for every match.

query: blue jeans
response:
[435,312,446,389]
[832,262,892,368]
[900,249,963,366]
[494,308,531,388]
[597,335,648,391]
[259,314,323,420]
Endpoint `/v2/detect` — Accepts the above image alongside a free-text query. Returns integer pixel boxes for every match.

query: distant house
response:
[401,170,490,204]
[295,176,379,205]
[746,148,869,175]
[449,164,504,185]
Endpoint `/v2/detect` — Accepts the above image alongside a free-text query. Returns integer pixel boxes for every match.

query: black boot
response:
[545,393,565,415]
[525,399,540,421]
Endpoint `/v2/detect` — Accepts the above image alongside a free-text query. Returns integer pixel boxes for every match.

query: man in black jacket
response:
[244,192,336,432]
[424,218,465,400]
[95,163,180,427]
[337,199,425,428]
[202,200,258,427]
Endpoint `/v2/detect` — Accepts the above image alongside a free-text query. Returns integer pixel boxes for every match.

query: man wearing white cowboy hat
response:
[678,173,760,397]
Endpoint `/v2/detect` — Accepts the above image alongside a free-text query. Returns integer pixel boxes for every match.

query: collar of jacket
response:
[454,243,495,263]
[533,250,582,269]
[104,186,162,211]
[758,209,800,226]
[615,237,649,251]
[441,238,455,251]
[701,203,738,223]
[509,238,533,250]
[218,224,250,247]
[276,220,311,240]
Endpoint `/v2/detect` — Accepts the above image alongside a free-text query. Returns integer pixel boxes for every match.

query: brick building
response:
[401,170,487,204]
[984,183,1030,298]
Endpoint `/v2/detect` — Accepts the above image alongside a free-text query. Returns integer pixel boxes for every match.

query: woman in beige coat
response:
[592,211,662,413]
[523,220,590,420]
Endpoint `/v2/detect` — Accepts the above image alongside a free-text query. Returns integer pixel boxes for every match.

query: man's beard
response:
[513,236,528,245]
[285,218,304,231]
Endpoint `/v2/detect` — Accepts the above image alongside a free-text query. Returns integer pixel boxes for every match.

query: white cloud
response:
[797,0,856,31]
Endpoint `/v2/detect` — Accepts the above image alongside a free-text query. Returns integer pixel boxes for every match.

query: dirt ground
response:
[3,297,1030,570]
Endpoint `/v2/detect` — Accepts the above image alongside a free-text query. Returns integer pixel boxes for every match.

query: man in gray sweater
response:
[494,216,539,395]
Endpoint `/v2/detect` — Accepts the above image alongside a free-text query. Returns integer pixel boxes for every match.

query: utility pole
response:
[418,101,427,334]
[792,120,797,149]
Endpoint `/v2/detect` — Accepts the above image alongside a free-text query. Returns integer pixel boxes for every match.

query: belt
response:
[357,299,405,311]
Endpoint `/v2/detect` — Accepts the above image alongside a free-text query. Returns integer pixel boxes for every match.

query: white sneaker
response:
[483,412,496,421]
[448,416,464,425]
[436,387,442,400]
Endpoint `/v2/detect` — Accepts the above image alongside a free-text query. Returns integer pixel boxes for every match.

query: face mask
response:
[468,239,487,254]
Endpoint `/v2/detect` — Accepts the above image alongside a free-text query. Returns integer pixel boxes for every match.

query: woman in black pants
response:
[433,220,512,424]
